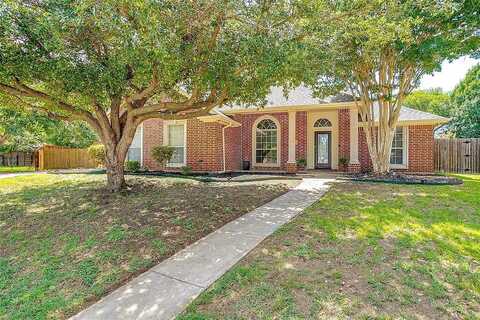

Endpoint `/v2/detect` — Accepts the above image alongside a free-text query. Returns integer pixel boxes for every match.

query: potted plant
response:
[296,158,307,170]
[339,157,349,172]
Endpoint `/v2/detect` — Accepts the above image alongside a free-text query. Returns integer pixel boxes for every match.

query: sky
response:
[419,56,479,92]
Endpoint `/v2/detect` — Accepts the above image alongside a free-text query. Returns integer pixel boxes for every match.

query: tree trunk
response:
[365,125,395,175]
[104,147,127,192]
[106,162,126,192]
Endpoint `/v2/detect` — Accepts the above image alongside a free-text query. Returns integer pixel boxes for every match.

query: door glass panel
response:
[316,133,329,165]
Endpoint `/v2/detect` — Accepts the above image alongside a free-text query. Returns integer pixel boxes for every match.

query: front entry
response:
[315,132,331,169]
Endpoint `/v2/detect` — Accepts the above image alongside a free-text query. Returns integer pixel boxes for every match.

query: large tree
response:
[0,0,296,191]
[298,0,479,173]
[404,88,451,117]
[0,106,97,153]
[451,64,480,138]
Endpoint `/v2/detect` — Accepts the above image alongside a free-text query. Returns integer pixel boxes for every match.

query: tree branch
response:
[0,81,103,135]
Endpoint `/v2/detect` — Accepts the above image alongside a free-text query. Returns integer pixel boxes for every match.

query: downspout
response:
[222,123,233,173]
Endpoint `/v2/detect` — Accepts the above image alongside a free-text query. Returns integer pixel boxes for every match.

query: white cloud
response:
[419,56,479,92]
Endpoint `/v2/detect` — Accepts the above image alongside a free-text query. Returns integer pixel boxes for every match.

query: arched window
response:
[255,118,278,164]
[314,118,332,128]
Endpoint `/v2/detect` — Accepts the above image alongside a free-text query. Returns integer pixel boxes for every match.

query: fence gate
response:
[435,138,480,173]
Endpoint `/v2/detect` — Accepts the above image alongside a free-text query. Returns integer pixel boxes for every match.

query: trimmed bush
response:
[87,144,105,166]
[125,160,140,172]
[151,146,174,167]
[181,165,193,176]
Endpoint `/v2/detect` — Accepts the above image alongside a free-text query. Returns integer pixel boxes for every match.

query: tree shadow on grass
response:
[0,175,291,319]
[181,178,480,320]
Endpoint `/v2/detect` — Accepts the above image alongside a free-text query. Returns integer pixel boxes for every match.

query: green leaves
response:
[297,0,480,96]
[0,0,298,110]
[0,107,96,152]
[451,64,480,138]
[404,89,451,117]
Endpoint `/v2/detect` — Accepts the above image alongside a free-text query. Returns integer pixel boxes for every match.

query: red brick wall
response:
[359,127,373,172]
[233,113,289,170]
[186,119,224,172]
[358,125,435,173]
[141,114,435,174]
[296,111,307,162]
[142,118,226,172]
[142,119,163,170]
[224,126,242,171]
[338,109,350,161]
[408,125,434,173]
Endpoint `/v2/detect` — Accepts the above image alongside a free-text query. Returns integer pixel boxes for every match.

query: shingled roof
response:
[218,86,449,124]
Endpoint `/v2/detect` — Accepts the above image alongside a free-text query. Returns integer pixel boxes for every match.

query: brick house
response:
[127,86,448,173]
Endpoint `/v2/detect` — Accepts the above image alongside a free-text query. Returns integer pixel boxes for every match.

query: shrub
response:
[87,144,105,166]
[151,146,175,167]
[180,165,193,176]
[125,160,140,172]
[296,158,307,167]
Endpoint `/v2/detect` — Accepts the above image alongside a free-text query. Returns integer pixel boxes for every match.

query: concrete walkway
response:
[71,178,334,320]
[0,172,39,179]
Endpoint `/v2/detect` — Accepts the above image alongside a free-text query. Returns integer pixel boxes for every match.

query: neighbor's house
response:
[127,86,448,173]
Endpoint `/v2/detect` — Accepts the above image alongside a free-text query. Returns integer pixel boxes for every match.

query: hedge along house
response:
[128,86,448,174]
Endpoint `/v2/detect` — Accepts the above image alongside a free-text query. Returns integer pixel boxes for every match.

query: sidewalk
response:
[0,172,40,179]
[71,178,335,320]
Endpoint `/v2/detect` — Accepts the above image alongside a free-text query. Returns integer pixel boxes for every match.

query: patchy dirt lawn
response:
[180,175,480,320]
[0,174,292,319]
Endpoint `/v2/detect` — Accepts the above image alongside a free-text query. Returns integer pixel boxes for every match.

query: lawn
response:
[0,166,35,173]
[0,174,291,319]
[180,175,480,320]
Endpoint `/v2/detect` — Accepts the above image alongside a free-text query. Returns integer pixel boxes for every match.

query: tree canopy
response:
[404,89,451,117]
[296,0,480,172]
[451,64,480,138]
[0,0,298,190]
[0,107,97,153]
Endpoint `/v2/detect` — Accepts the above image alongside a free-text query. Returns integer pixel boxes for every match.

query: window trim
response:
[252,115,281,167]
[126,123,144,166]
[314,118,333,128]
[163,120,187,168]
[390,126,409,169]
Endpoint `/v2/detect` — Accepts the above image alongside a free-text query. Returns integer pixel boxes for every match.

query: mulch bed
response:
[342,172,463,185]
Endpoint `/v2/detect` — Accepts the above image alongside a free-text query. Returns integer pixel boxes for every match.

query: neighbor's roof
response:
[218,85,449,124]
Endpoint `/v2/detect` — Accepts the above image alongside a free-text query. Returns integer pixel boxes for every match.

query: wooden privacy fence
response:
[0,152,34,167]
[37,145,96,170]
[434,138,480,173]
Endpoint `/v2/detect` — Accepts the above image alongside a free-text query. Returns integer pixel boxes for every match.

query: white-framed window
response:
[390,126,408,168]
[166,123,186,166]
[253,117,280,166]
[127,125,143,165]
[314,118,332,128]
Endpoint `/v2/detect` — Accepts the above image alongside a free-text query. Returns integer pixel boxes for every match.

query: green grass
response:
[0,166,35,173]
[180,175,480,320]
[0,173,289,319]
